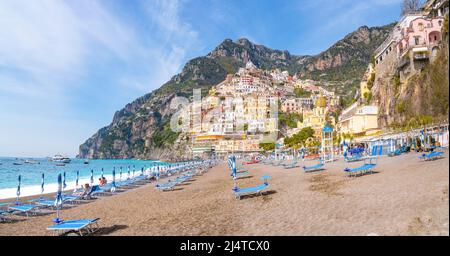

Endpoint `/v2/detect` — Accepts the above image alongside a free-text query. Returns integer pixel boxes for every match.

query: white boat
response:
[51,155,71,163]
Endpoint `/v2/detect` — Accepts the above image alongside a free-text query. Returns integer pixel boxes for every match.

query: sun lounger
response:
[233,175,270,200]
[47,218,100,236]
[34,199,59,209]
[8,204,39,217]
[420,151,444,161]
[155,182,177,191]
[343,163,376,177]
[345,153,363,162]
[303,163,324,172]
[273,160,285,166]
[388,149,401,157]
[283,161,299,169]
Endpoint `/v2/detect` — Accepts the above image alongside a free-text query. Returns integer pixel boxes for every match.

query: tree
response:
[283,127,315,148]
[259,142,275,151]
[401,0,422,16]
[294,87,311,97]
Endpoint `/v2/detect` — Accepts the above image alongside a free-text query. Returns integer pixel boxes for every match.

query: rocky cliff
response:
[371,42,449,129]
[78,24,394,160]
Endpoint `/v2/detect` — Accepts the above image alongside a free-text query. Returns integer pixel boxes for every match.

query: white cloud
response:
[0,0,201,157]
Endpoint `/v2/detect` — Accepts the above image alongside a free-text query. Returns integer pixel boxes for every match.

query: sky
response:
[0,0,402,157]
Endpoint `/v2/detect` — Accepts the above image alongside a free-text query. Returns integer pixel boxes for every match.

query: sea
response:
[0,157,172,200]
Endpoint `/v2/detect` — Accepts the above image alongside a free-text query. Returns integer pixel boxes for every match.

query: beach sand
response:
[1,150,448,236]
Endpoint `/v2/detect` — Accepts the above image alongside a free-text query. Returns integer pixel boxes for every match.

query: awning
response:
[412,47,428,53]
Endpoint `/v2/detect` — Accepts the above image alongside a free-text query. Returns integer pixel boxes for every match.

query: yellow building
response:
[297,95,335,137]
[338,102,380,136]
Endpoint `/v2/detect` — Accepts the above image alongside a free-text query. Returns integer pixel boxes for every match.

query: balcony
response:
[413,53,429,60]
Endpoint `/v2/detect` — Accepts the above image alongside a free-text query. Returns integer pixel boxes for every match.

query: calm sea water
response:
[0,157,171,199]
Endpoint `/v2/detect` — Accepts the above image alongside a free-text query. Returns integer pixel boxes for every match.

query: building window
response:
[418,23,424,31]
[438,20,442,26]
[414,37,420,45]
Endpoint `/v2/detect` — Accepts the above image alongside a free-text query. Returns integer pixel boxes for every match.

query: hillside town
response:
[173,0,449,158]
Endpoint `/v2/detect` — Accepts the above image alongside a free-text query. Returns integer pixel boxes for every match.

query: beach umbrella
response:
[141,167,144,176]
[53,173,63,223]
[111,167,116,193]
[120,167,123,182]
[101,168,104,179]
[63,172,67,189]
[16,175,21,205]
[127,166,130,180]
[132,165,136,178]
[90,169,94,185]
[75,171,79,189]
[230,155,238,192]
[40,173,45,198]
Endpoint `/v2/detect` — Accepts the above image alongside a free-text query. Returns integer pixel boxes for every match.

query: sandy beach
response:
[1,150,448,236]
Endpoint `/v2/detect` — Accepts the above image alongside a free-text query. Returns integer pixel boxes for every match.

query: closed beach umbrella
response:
[53,173,63,223]
[41,173,45,198]
[75,171,79,188]
[141,167,144,176]
[120,167,123,182]
[127,166,130,180]
[101,168,104,179]
[90,169,94,185]
[16,175,21,205]
[231,155,238,191]
[111,167,116,192]
[63,172,67,189]
[132,165,136,178]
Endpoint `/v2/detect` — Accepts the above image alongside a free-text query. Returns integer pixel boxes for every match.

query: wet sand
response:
[1,149,448,236]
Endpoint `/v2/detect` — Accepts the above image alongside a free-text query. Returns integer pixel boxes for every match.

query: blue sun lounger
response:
[8,204,39,217]
[420,151,444,161]
[34,199,59,209]
[303,163,325,172]
[388,149,401,157]
[233,175,270,199]
[343,163,376,177]
[155,181,177,191]
[283,160,299,169]
[344,153,363,162]
[47,218,100,236]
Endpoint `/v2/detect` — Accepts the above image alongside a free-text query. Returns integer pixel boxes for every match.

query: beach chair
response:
[420,151,444,161]
[155,181,177,191]
[233,175,270,200]
[388,149,401,157]
[283,160,299,169]
[343,163,376,177]
[303,162,325,172]
[8,203,39,217]
[47,218,100,236]
[344,153,363,162]
[33,198,59,210]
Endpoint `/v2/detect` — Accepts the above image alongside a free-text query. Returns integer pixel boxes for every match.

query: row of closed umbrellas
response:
[13,161,203,223]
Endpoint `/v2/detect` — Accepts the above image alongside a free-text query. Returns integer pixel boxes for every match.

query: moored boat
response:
[51,154,71,163]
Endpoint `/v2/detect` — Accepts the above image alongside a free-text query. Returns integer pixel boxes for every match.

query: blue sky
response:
[0,0,402,157]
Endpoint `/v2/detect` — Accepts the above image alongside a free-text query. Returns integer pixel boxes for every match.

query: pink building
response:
[397,16,444,59]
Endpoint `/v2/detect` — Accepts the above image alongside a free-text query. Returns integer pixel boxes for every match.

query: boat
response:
[56,163,65,166]
[24,159,39,164]
[51,154,71,163]
[13,162,22,165]
[84,160,89,164]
